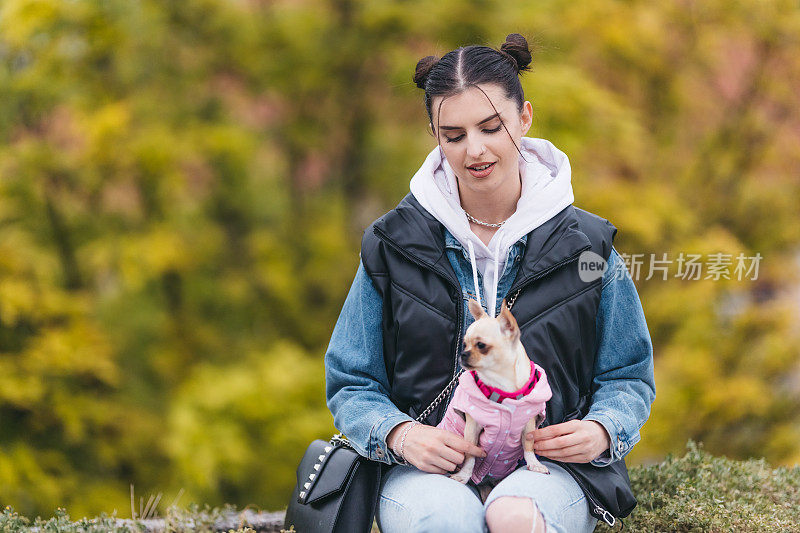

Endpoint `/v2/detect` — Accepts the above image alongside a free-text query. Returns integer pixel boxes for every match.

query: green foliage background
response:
[1,0,799,519]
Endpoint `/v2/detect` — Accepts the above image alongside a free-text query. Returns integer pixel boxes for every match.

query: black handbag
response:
[285,374,464,533]
[284,434,381,533]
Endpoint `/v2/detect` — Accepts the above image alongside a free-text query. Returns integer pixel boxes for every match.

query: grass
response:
[596,440,800,531]
[0,503,260,533]
[2,441,798,532]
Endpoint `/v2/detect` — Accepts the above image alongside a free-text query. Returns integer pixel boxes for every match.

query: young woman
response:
[324,33,655,532]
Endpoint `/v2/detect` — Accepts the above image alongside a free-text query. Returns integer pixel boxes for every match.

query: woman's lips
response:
[467,162,496,178]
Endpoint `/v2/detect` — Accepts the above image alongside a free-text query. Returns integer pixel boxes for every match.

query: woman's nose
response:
[466,136,486,158]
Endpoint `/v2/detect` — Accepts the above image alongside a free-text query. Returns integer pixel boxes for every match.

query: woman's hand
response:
[387,422,486,474]
[527,420,611,463]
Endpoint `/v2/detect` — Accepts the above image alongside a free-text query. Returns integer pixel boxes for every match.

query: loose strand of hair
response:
[470,83,528,163]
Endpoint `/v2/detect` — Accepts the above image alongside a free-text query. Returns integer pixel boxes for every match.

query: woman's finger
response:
[533,432,581,452]
[535,441,585,459]
[535,438,585,454]
[430,456,458,472]
[530,420,580,441]
[436,444,466,466]
[443,433,486,458]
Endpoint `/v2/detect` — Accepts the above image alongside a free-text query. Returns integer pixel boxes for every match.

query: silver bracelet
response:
[391,421,412,458]
[387,422,405,457]
[397,421,419,463]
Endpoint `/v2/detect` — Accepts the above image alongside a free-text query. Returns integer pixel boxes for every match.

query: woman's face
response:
[431,83,533,197]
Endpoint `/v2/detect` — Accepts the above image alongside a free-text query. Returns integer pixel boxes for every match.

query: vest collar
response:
[508,203,592,292]
[372,194,460,288]
[372,194,592,288]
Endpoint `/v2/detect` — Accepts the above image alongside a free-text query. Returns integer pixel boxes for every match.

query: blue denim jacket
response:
[324,229,656,467]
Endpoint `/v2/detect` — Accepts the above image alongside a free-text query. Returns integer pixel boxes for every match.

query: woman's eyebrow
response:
[439,113,500,130]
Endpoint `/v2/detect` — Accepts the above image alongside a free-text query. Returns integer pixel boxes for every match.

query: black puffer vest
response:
[361,194,636,526]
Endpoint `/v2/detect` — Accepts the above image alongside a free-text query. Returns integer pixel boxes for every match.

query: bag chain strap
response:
[332,368,465,447]
[413,368,465,423]
[507,289,521,310]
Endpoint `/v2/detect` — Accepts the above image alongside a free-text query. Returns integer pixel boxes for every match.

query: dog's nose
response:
[460,349,470,359]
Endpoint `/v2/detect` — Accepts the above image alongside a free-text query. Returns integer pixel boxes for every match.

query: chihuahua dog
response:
[437,298,552,500]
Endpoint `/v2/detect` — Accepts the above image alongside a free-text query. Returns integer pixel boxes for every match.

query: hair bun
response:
[500,33,532,73]
[413,55,439,89]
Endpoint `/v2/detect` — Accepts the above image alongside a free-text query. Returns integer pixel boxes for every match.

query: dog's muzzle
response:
[459,349,472,367]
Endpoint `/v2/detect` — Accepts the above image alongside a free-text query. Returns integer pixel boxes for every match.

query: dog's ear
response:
[468,298,487,321]
[498,299,520,341]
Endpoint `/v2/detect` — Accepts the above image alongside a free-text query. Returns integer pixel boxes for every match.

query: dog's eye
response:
[476,341,486,350]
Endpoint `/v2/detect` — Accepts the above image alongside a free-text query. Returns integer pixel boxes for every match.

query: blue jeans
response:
[377,463,598,533]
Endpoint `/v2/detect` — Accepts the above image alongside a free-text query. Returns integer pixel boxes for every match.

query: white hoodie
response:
[409,136,575,316]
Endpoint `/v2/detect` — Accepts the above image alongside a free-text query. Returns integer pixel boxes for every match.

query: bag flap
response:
[557,460,637,518]
[296,441,360,505]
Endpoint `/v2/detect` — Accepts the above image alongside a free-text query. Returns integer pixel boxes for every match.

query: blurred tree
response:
[0,0,798,518]
[520,0,800,465]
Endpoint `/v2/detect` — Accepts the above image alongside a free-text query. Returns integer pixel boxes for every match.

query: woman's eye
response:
[444,125,502,143]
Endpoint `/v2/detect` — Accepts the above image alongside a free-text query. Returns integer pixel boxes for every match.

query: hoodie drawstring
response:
[467,241,482,310]
[468,240,501,318]
[490,245,499,318]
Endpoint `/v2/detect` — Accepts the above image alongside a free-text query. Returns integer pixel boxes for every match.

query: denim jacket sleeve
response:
[583,247,656,467]
[324,257,413,465]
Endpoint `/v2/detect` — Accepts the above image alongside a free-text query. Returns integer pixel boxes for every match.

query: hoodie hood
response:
[409,137,575,315]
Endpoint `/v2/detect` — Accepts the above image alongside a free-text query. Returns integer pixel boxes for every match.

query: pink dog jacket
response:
[437,360,552,484]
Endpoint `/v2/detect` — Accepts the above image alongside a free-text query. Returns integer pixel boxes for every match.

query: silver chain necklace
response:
[464,210,509,228]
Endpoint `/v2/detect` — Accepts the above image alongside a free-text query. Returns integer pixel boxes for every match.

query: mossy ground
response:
[597,441,800,531]
[2,442,798,532]
[0,503,259,533]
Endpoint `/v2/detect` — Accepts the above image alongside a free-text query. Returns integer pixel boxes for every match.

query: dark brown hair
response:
[413,33,533,153]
